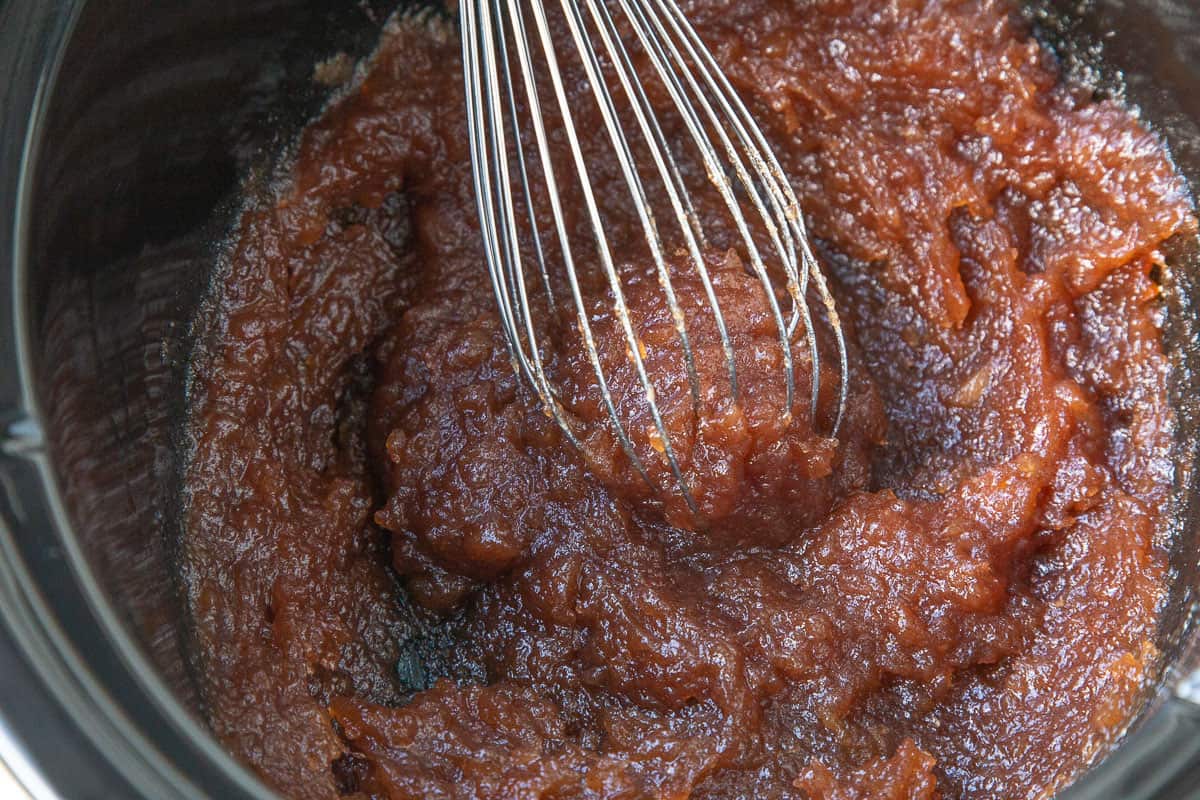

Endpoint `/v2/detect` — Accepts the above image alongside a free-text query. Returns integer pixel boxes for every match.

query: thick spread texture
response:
[183,1,1196,798]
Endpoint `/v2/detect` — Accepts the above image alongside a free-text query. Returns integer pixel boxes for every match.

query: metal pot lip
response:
[0,2,1196,800]
[0,713,56,799]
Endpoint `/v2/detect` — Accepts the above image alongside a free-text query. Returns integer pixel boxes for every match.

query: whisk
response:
[460,0,848,516]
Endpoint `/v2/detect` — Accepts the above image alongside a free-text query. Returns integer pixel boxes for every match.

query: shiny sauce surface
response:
[183,1,1196,798]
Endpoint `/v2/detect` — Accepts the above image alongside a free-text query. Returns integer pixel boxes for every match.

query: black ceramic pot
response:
[0,1,1197,798]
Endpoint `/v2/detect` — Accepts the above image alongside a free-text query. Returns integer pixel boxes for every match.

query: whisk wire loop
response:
[461,0,849,516]
[616,0,801,418]
[526,0,701,512]
[654,0,850,432]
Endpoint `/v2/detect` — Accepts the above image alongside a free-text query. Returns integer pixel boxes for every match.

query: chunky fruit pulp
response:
[183,1,1195,798]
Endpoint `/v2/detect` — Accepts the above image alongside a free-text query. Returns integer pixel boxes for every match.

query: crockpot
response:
[0,1,1198,798]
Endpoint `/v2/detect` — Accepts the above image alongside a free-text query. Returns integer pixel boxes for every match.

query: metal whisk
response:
[460,0,848,516]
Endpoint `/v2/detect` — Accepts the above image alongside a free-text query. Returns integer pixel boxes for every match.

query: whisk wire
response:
[462,0,849,516]
[465,1,541,393]
[468,0,586,459]
[618,0,799,419]
[655,0,850,432]
[488,0,659,495]
[585,0,740,402]
[526,0,701,513]
[645,0,817,409]
[494,9,558,317]
[561,0,703,418]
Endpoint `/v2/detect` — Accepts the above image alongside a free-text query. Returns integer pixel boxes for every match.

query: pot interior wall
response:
[26,0,400,711]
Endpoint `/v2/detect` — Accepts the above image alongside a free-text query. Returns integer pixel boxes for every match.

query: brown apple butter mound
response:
[183,1,1195,798]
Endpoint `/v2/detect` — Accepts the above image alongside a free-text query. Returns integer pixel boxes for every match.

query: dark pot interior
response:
[0,1,1197,798]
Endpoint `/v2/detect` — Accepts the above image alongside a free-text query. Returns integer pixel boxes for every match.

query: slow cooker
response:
[0,1,1198,797]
